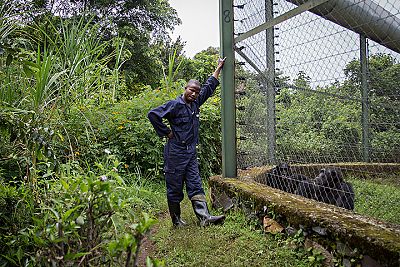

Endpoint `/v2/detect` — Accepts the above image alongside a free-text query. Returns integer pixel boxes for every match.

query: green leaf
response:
[60,179,69,190]
[114,174,124,185]
[57,132,64,142]
[6,53,12,66]
[0,254,18,264]
[64,252,90,260]
[80,182,88,192]
[16,246,23,261]
[108,240,119,255]
[42,207,60,220]
[62,205,83,221]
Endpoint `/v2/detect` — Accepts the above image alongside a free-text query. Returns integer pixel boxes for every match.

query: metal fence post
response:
[360,34,370,162]
[220,0,237,177]
[266,0,276,164]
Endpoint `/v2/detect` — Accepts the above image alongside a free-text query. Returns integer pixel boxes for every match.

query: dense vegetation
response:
[0,1,222,265]
[1,0,399,266]
[237,55,400,165]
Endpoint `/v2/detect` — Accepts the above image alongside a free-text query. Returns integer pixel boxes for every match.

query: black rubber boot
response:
[191,200,225,227]
[168,201,187,227]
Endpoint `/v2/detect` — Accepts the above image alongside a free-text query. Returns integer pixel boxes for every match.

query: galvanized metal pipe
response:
[220,0,237,178]
[266,0,277,164]
[287,0,400,53]
[360,34,370,162]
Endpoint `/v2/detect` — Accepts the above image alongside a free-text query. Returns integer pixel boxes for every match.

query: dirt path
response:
[137,227,158,267]
[137,212,168,266]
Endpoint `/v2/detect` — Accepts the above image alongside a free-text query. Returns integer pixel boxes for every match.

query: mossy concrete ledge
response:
[209,175,400,267]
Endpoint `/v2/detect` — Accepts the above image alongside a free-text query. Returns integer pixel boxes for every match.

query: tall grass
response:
[31,15,122,106]
[23,47,65,112]
[0,3,17,44]
[162,48,184,91]
[0,2,21,106]
[349,177,400,224]
[1,13,126,183]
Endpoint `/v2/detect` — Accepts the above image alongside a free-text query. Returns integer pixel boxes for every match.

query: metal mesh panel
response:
[233,0,400,224]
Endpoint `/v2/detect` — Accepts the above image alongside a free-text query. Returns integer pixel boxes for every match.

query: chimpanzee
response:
[287,173,309,194]
[265,163,309,194]
[335,182,355,210]
[294,167,355,210]
[296,178,320,200]
[265,165,355,211]
[314,168,343,205]
[265,162,292,192]
[314,168,355,210]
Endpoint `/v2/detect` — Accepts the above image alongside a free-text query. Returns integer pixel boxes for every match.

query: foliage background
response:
[0,0,399,265]
[0,1,223,264]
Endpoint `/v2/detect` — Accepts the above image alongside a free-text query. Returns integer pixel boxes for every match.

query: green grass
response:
[350,178,400,224]
[141,177,400,266]
[149,198,313,267]
[7,173,398,266]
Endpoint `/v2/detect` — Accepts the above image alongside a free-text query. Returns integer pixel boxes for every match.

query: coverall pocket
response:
[163,143,176,173]
[171,116,191,132]
[171,116,190,125]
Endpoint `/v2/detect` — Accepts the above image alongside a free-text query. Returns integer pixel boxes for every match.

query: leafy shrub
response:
[0,182,36,266]
[371,128,400,162]
[0,157,160,266]
[60,84,222,181]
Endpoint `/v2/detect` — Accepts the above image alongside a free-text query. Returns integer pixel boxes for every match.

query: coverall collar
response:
[177,94,186,104]
[177,94,197,105]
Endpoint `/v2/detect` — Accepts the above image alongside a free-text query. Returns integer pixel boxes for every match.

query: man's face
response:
[184,82,200,103]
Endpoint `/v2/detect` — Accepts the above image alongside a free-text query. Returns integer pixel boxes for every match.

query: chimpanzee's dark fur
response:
[314,168,355,210]
[296,179,319,200]
[265,163,309,194]
[265,162,292,192]
[335,182,355,210]
[265,164,355,210]
[314,168,344,205]
[287,173,309,194]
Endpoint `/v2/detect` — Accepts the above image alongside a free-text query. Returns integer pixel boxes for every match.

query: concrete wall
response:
[209,172,400,267]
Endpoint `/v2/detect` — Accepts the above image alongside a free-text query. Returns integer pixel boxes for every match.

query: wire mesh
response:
[233,0,400,225]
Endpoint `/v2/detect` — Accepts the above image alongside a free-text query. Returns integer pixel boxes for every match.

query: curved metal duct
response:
[287,0,400,53]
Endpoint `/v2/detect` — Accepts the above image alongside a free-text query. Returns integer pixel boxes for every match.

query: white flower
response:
[104,148,111,154]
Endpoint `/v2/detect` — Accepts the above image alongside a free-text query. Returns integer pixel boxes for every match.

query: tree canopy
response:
[4,0,182,88]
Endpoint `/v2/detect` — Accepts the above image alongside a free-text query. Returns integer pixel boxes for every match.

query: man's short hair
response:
[186,79,201,89]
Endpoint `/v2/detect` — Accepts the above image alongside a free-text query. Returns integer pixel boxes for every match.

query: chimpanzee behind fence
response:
[314,168,355,210]
[296,167,355,210]
[265,162,291,192]
[335,182,355,210]
[265,163,308,194]
[296,179,319,200]
[265,164,355,210]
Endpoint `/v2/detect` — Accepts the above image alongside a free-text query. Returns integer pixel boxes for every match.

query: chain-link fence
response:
[232,0,400,225]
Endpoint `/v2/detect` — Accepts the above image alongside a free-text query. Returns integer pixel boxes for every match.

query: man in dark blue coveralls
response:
[148,58,226,227]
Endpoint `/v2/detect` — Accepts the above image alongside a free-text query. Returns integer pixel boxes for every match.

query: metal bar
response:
[234,46,268,80]
[287,0,400,54]
[360,34,370,162]
[220,0,237,178]
[234,0,330,43]
[265,0,276,164]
